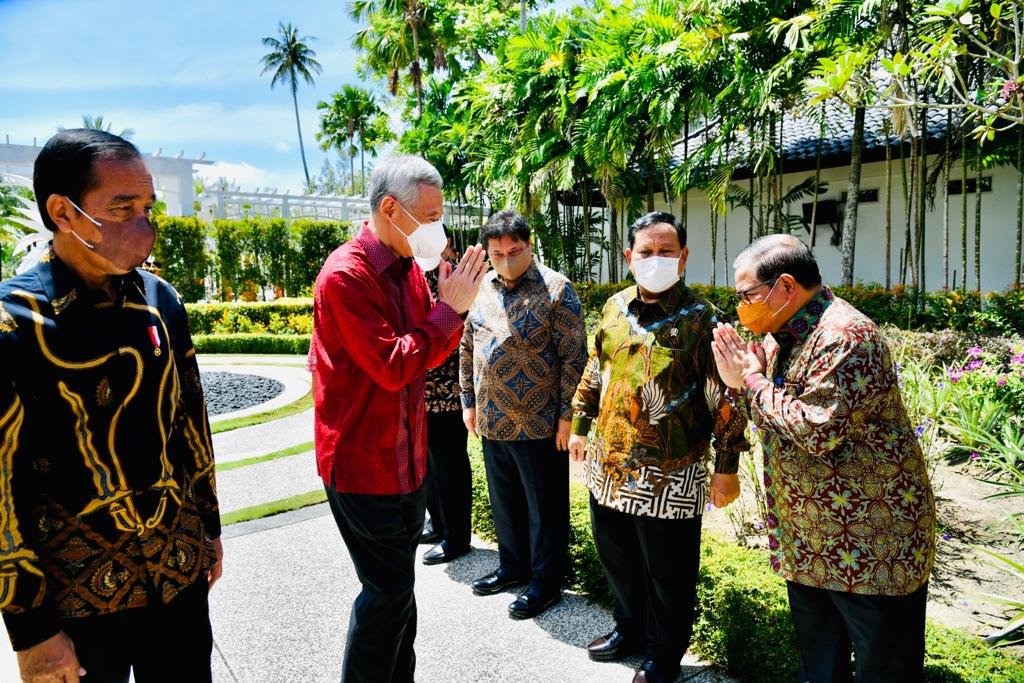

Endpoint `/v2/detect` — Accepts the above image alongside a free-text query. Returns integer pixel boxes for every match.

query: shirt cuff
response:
[203,511,222,541]
[744,373,767,395]
[3,604,60,652]
[429,302,463,337]
[713,450,740,475]
[570,415,593,435]
[461,394,475,409]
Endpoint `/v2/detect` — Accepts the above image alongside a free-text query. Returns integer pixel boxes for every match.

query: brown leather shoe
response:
[586,629,641,661]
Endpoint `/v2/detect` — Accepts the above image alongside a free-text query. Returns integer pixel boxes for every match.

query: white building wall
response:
[648,160,1020,293]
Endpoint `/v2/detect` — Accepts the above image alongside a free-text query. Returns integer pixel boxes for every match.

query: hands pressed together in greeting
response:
[711,322,767,390]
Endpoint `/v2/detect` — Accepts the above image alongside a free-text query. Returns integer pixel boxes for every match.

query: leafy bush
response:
[465,439,1024,680]
[191,333,310,355]
[152,216,209,302]
[186,301,313,335]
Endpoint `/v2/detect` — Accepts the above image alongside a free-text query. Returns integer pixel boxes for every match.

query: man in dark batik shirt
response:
[420,236,472,565]
[0,130,222,683]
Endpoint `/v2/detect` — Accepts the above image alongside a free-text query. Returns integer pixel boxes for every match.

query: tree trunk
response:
[350,136,357,196]
[520,0,527,33]
[776,113,785,233]
[359,126,367,196]
[884,119,893,289]
[840,107,865,286]
[409,6,423,120]
[292,85,311,186]
[917,107,928,301]
[609,201,618,282]
[681,115,689,229]
[646,156,655,211]
[961,135,968,291]
[810,108,825,250]
[975,151,983,291]
[1016,126,1023,286]
[942,109,951,289]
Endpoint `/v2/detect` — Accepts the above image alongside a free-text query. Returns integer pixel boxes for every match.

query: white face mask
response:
[632,255,681,294]
[391,202,446,271]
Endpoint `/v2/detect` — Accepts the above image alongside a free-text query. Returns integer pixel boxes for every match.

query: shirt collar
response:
[627,279,688,315]
[774,286,834,344]
[357,222,400,275]
[36,247,146,315]
[492,257,542,291]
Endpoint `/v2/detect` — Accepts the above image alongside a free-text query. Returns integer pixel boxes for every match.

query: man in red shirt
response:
[309,155,486,683]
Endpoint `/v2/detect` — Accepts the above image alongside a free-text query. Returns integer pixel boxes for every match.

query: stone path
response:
[0,355,733,683]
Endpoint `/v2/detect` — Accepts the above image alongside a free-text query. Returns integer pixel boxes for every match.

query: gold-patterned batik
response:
[0,251,219,650]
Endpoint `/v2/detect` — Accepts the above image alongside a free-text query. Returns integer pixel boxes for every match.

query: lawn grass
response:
[216,441,315,472]
[210,392,313,434]
[220,489,327,526]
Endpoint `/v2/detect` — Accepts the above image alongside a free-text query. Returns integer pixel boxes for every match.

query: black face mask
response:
[66,197,156,272]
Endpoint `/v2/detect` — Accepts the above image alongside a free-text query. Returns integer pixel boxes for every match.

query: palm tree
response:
[350,0,426,118]
[58,115,135,139]
[260,22,323,187]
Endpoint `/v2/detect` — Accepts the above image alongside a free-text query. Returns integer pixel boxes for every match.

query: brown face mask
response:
[66,197,156,272]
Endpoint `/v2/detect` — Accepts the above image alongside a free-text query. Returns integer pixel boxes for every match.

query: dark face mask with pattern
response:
[65,197,156,273]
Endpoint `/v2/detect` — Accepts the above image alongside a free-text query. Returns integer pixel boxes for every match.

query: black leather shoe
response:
[422,543,470,565]
[586,629,641,661]
[472,571,526,596]
[631,659,680,683]
[419,520,441,544]
[507,589,561,619]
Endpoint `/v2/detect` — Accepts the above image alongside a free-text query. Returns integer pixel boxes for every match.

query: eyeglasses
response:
[735,279,777,305]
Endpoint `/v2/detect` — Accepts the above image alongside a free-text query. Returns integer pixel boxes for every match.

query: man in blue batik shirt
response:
[460,210,586,620]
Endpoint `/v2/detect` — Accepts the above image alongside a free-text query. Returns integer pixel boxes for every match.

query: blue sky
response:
[0,0,375,193]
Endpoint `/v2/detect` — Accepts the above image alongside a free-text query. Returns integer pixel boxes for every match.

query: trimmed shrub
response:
[186,301,313,335]
[152,216,209,302]
[465,440,1024,681]
[191,333,310,355]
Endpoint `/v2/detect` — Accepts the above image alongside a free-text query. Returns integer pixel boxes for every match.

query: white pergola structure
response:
[0,136,212,217]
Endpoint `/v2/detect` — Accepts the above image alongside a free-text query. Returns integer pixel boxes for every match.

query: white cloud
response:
[275,141,291,153]
[194,161,303,194]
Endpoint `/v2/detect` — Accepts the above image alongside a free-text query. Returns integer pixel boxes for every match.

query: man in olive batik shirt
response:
[569,212,748,683]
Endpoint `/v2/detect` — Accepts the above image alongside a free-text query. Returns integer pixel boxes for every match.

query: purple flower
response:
[914,423,928,438]
[948,368,964,383]
[966,359,983,371]
[998,376,1008,386]
[749,424,759,434]
[705,502,713,513]
[967,346,983,357]
[1011,354,1024,365]
[1001,80,1019,99]
[941,533,952,541]
[970,452,980,461]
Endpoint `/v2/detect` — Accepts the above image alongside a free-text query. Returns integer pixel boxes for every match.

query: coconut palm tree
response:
[260,22,323,187]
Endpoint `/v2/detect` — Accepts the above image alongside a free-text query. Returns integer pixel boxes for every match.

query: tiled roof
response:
[671,103,955,176]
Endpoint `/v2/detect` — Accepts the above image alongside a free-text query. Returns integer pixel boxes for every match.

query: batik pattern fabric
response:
[459,259,586,441]
[571,283,748,520]
[742,287,936,596]
[424,259,461,414]
[0,252,219,650]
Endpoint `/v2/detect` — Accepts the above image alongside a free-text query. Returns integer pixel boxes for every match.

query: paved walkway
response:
[0,356,732,682]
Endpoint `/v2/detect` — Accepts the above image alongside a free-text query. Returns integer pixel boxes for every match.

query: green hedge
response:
[192,333,310,355]
[153,216,209,302]
[465,441,1024,681]
[182,281,1024,342]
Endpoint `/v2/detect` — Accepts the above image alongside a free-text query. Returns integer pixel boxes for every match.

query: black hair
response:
[480,210,530,249]
[733,234,822,288]
[33,129,142,231]
[627,211,686,249]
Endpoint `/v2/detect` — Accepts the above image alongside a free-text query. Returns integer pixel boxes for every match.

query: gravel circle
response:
[200,371,285,416]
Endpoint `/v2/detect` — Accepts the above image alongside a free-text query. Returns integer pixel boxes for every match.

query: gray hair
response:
[369,155,443,212]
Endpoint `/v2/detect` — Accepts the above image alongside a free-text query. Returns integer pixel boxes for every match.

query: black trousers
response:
[325,484,426,683]
[481,437,568,594]
[424,410,471,551]
[786,580,928,683]
[61,576,213,683]
[590,495,702,668]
